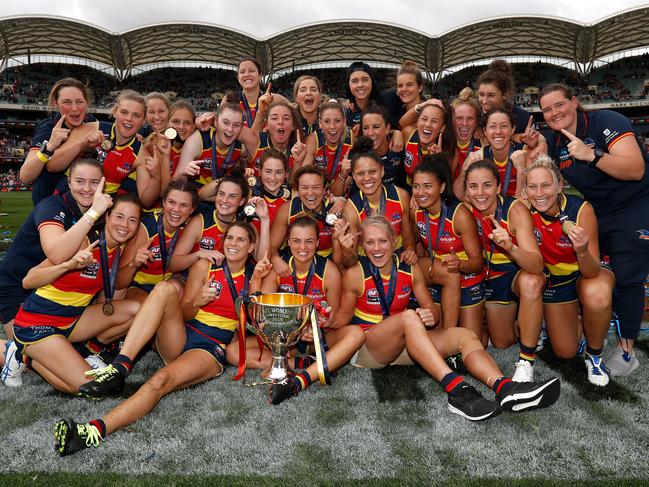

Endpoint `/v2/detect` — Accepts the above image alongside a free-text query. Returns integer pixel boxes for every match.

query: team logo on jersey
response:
[584,138,595,148]
[200,237,216,250]
[637,229,649,241]
[278,284,294,293]
[53,211,66,224]
[533,228,542,245]
[557,235,573,248]
[314,155,326,168]
[80,261,100,279]
[404,150,414,168]
[150,245,162,260]
[208,280,222,298]
[416,221,427,239]
[366,288,380,304]
[391,213,402,224]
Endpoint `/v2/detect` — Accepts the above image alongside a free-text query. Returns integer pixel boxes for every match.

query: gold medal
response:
[561,220,576,235]
[243,203,256,217]
[164,127,177,140]
[325,213,338,225]
[102,302,114,316]
[282,188,291,199]
[100,139,113,151]
[247,175,258,187]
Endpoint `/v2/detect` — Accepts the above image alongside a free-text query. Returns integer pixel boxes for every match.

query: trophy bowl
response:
[246,293,313,383]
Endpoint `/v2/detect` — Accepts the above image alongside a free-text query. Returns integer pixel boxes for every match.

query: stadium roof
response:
[1,4,648,80]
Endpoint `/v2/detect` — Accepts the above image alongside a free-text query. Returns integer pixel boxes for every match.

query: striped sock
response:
[493,377,513,395]
[112,354,133,376]
[440,372,465,393]
[84,338,105,355]
[293,372,313,391]
[518,342,536,364]
[89,418,106,438]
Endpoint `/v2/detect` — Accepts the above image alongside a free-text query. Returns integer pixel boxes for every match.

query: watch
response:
[589,147,604,167]
[40,140,55,157]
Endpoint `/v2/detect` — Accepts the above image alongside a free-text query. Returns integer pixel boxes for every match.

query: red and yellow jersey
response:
[15,245,119,329]
[190,262,252,332]
[471,196,519,278]
[482,142,524,197]
[98,122,142,195]
[250,185,290,234]
[530,193,586,277]
[277,254,328,301]
[403,129,430,181]
[414,200,484,287]
[313,129,353,181]
[250,133,294,177]
[132,213,183,292]
[456,138,482,179]
[350,184,404,252]
[351,256,413,330]
[192,128,243,187]
[191,209,228,253]
[287,198,334,257]
[170,145,182,177]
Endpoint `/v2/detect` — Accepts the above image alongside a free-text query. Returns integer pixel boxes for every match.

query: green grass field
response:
[0,191,33,241]
[1,192,648,484]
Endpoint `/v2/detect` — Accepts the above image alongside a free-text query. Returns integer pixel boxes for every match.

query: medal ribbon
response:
[98,230,121,307]
[211,130,236,180]
[486,200,503,280]
[157,213,179,274]
[324,140,344,180]
[291,257,316,297]
[362,186,386,218]
[369,255,398,318]
[310,306,332,385]
[226,261,252,381]
[424,202,448,262]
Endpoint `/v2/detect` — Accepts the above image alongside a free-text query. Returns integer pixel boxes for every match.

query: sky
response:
[1,0,648,38]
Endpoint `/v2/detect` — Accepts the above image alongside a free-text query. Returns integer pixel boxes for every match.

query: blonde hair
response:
[113,90,146,115]
[450,87,480,116]
[523,154,563,189]
[145,92,171,109]
[361,215,396,246]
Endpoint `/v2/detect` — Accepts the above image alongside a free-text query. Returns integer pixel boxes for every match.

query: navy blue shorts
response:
[485,270,519,305]
[183,320,233,367]
[13,320,78,362]
[429,281,485,308]
[542,273,579,304]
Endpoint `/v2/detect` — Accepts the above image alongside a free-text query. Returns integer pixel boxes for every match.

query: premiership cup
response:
[246,293,313,383]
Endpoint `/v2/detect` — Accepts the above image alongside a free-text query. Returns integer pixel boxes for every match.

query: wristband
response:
[86,209,101,222]
[84,214,96,226]
[36,151,50,164]
[415,104,422,114]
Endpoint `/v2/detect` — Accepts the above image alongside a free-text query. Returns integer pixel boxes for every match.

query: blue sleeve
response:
[30,117,56,148]
[32,196,67,229]
[99,121,113,137]
[512,106,531,134]
[589,110,635,150]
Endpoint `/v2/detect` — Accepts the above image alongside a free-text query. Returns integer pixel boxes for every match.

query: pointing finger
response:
[526,115,533,129]
[265,83,272,95]
[560,129,578,141]
[85,240,99,251]
[95,177,106,195]
[55,114,67,128]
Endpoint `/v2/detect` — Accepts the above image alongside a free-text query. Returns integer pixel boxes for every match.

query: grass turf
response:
[0,191,33,241]
[1,336,648,484]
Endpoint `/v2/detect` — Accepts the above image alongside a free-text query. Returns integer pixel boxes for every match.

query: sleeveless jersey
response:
[250,132,294,177]
[352,256,413,330]
[287,198,334,257]
[192,209,228,252]
[403,129,431,181]
[482,141,524,197]
[277,254,328,301]
[313,128,353,180]
[193,127,243,187]
[414,200,484,288]
[350,184,404,251]
[250,184,290,234]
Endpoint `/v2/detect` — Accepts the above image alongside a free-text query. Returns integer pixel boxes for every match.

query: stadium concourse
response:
[1,4,649,485]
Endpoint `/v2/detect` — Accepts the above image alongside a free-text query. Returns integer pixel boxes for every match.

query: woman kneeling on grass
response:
[13,194,142,396]
[333,215,560,421]
[53,221,263,455]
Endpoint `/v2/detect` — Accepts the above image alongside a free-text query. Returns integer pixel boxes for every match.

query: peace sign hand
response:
[561,129,595,162]
[520,116,540,149]
[65,241,98,270]
[430,132,444,154]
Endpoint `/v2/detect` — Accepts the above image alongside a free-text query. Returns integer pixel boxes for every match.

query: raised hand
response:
[520,116,540,149]
[430,132,444,154]
[48,114,71,151]
[291,130,307,164]
[133,244,155,268]
[566,223,590,254]
[510,149,528,170]
[441,247,460,273]
[195,280,218,307]
[195,248,225,265]
[90,177,112,215]
[488,216,513,252]
[65,241,98,270]
[253,251,273,279]
[561,129,595,162]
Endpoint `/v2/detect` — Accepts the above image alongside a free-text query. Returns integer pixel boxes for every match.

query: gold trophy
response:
[246,293,313,383]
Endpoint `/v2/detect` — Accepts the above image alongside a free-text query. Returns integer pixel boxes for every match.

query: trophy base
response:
[245,354,295,387]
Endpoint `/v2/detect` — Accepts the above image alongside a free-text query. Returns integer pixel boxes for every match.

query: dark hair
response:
[238,58,262,76]
[463,159,501,190]
[263,99,303,144]
[218,90,244,118]
[288,215,319,238]
[397,60,424,89]
[226,220,256,245]
[162,179,198,210]
[69,157,103,176]
[539,83,585,112]
[169,99,196,121]
[476,59,514,98]
[350,136,381,171]
[216,176,249,201]
[292,164,326,189]
[482,107,515,129]
[259,147,288,172]
[108,192,142,215]
[412,154,454,202]
[48,78,91,108]
[345,61,382,105]
[361,104,390,127]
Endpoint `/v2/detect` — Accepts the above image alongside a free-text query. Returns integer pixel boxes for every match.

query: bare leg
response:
[24,336,92,393]
[102,350,221,436]
[459,301,487,347]
[485,303,518,348]
[302,324,365,382]
[579,270,615,351]
[513,271,545,350]
[544,302,580,358]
